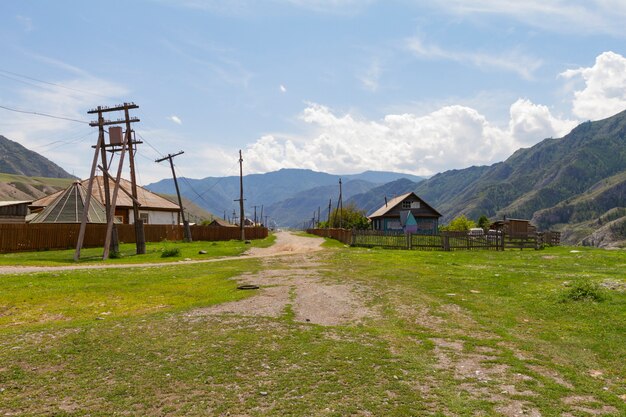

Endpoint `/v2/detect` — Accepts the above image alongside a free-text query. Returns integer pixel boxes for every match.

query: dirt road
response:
[0,231,323,275]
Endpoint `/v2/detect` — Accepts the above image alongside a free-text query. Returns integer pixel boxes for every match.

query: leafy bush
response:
[441,215,476,232]
[319,203,369,230]
[161,248,181,258]
[560,279,605,302]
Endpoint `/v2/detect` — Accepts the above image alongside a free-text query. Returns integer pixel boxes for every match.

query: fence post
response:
[443,234,450,251]
[407,233,412,250]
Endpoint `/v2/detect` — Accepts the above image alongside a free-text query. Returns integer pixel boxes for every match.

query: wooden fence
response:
[307,229,505,251]
[0,223,268,253]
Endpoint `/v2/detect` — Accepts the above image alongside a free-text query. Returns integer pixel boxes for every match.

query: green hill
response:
[0,135,76,179]
[413,109,626,247]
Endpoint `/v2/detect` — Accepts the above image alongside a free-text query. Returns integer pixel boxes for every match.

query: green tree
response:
[319,203,370,230]
[477,215,490,230]
[441,215,476,232]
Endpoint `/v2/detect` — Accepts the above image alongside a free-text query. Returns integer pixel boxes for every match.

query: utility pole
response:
[339,178,343,229]
[317,206,321,228]
[327,198,332,228]
[124,104,145,254]
[236,150,246,241]
[96,108,118,255]
[156,151,192,242]
[75,102,143,261]
[253,205,258,226]
[260,205,264,226]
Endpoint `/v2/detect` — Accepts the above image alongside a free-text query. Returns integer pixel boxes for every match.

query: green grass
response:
[0,234,276,266]
[1,241,625,415]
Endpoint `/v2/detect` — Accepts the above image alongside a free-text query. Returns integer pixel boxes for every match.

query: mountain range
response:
[2,108,626,247]
[146,169,425,227]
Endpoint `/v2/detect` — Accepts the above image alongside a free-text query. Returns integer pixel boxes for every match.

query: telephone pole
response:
[236,150,245,241]
[75,102,144,261]
[156,151,192,242]
[327,198,332,228]
[339,178,343,229]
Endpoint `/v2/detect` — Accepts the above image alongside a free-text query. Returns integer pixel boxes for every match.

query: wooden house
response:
[30,176,180,225]
[0,201,31,223]
[207,218,237,227]
[368,192,441,234]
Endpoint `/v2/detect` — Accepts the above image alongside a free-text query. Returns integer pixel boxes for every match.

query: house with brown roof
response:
[0,201,31,223]
[368,192,441,234]
[30,176,181,225]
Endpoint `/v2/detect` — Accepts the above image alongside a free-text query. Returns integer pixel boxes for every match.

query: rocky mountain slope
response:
[413,110,626,247]
[0,135,75,179]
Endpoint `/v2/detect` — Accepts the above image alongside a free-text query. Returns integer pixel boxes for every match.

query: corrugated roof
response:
[30,181,109,223]
[0,200,32,207]
[30,176,180,211]
[368,192,442,219]
[368,192,413,218]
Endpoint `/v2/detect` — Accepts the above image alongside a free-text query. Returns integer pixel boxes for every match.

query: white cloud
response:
[279,84,287,93]
[559,51,626,120]
[3,69,129,179]
[283,0,375,14]
[509,99,577,144]
[243,100,574,176]
[168,115,183,125]
[428,0,626,36]
[16,15,33,32]
[358,60,381,92]
[406,37,541,80]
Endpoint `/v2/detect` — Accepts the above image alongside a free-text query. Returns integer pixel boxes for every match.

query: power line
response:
[0,68,114,99]
[0,104,88,124]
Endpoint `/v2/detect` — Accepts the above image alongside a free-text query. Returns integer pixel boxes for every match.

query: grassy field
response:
[0,239,624,416]
[0,236,276,266]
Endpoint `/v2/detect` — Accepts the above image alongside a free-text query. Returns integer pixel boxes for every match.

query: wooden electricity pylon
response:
[156,151,192,242]
[234,150,246,241]
[74,103,144,261]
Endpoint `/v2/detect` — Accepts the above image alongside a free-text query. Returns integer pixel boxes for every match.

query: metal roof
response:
[30,176,180,211]
[30,181,109,223]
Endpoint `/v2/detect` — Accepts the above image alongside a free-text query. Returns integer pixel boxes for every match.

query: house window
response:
[139,213,150,224]
[402,200,421,209]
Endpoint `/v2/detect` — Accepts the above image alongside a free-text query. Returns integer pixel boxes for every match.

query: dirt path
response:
[0,231,323,275]
[190,231,376,326]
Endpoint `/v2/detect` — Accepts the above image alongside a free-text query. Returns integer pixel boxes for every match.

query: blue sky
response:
[1,0,625,184]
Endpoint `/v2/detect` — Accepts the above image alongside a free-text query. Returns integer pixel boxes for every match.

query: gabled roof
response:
[0,200,31,208]
[368,192,442,219]
[30,181,110,223]
[208,218,237,227]
[31,176,180,211]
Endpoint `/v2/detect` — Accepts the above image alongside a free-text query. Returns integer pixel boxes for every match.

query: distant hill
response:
[412,109,626,247]
[0,135,76,179]
[0,172,74,201]
[146,169,425,228]
[265,179,377,228]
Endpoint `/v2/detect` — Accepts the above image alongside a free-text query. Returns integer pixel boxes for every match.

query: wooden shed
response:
[490,218,536,236]
[0,201,31,223]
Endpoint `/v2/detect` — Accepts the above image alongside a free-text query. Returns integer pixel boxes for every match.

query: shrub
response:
[560,279,605,302]
[161,248,181,258]
[441,215,477,232]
